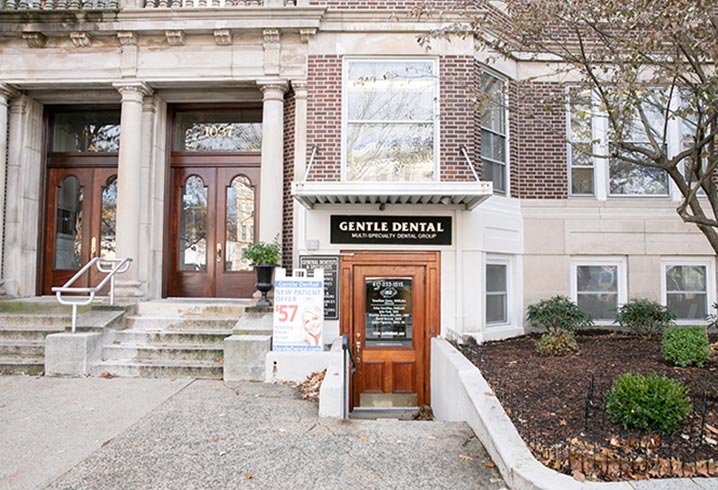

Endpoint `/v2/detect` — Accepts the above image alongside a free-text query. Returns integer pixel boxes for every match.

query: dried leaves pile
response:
[298,369,326,401]
[536,432,718,481]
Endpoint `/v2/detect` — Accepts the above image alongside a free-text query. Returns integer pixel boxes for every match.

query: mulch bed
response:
[457,330,718,482]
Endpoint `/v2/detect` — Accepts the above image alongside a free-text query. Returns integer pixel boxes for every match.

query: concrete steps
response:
[0,311,68,375]
[93,359,224,378]
[97,299,248,379]
[124,315,237,331]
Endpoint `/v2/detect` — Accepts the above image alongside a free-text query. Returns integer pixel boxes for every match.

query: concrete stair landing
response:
[94,299,251,379]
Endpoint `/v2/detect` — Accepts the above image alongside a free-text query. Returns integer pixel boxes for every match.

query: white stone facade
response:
[0,1,715,344]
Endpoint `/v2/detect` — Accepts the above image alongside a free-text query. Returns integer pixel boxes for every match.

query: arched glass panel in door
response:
[225,175,255,272]
[100,176,117,259]
[179,175,208,271]
[54,176,83,270]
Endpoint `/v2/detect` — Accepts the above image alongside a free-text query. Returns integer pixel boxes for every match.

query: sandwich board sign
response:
[272,268,324,352]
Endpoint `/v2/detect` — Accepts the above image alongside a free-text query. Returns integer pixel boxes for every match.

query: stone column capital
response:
[0,84,19,102]
[257,79,288,101]
[291,80,308,98]
[113,81,153,102]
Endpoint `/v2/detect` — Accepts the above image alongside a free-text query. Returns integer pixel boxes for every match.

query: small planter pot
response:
[254,264,277,307]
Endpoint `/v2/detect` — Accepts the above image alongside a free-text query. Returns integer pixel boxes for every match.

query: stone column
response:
[292,80,308,266]
[257,80,288,244]
[0,84,18,296]
[113,81,152,298]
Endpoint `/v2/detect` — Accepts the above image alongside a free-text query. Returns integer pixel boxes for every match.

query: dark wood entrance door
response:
[43,167,118,294]
[341,251,441,410]
[168,166,259,298]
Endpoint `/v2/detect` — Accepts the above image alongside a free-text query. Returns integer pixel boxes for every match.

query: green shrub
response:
[606,372,691,434]
[242,236,281,265]
[661,326,711,367]
[535,330,578,356]
[615,299,675,337]
[526,295,592,334]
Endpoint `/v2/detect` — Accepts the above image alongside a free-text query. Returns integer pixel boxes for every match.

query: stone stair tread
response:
[0,357,44,365]
[97,359,223,368]
[0,312,70,319]
[104,343,224,351]
[0,323,68,331]
[118,328,233,335]
[0,340,45,347]
[126,314,239,322]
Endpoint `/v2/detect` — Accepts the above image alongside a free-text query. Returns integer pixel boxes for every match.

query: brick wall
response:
[440,55,478,181]
[306,54,479,183]
[282,89,295,270]
[306,55,342,181]
[513,81,568,198]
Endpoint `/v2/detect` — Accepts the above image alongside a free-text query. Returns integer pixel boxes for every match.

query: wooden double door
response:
[341,251,440,410]
[167,161,260,298]
[43,166,118,294]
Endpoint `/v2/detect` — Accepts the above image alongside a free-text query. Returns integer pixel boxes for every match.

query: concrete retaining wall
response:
[430,338,717,490]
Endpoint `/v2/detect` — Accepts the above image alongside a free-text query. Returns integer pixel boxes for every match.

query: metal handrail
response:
[341,335,356,419]
[459,144,481,182]
[52,257,132,333]
[302,145,319,183]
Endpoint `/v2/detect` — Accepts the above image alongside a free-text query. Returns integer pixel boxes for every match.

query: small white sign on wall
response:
[272,268,324,352]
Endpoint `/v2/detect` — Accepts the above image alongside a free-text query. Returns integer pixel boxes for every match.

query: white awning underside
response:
[291,181,493,210]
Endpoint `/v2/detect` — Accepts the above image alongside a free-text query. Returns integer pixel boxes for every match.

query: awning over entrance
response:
[291,181,493,211]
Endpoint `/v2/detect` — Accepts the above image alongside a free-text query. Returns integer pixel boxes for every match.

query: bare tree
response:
[414,0,718,252]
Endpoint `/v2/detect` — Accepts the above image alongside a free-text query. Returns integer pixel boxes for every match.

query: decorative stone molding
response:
[213,29,232,46]
[113,81,153,103]
[257,79,288,102]
[22,33,47,49]
[9,97,28,115]
[299,29,316,44]
[291,79,308,98]
[70,32,92,48]
[117,32,138,46]
[263,29,280,44]
[142,95,157,113]
[165,30,185,46]
[0,84,19,102]
[263,29,281,76]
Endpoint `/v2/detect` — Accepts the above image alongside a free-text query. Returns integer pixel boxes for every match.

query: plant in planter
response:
[243,236,281,307]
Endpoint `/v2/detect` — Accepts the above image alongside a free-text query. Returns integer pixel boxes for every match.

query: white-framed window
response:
[571,258,627,322]
[608,90,670,196]
[480,71,508,194]
[486,259,509,325]
[567,87,595,195]
[342,58,439,182]
[661,259,715,321]
[566,88,674,198]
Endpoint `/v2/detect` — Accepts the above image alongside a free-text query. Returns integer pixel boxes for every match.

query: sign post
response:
[272,268,324,352]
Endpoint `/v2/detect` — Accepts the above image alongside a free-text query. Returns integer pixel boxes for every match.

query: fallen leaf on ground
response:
[244,473,254,479]
[357,434,369,441]
[99,371,115,379]
[705,424,718,436]
[484,391,495,397]
[210,437,220,443]
[572,470,585,482]
[459,454,474,461]
[482,460,496,468]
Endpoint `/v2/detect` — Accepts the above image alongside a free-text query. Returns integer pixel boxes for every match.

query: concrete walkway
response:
[1,376,507,490]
